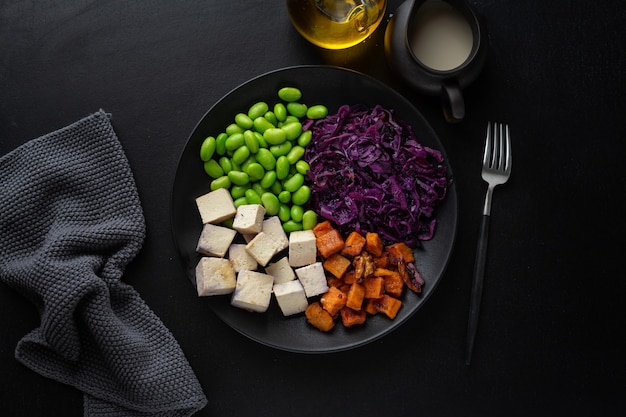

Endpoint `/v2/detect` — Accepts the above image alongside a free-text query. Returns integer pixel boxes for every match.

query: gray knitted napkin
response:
[0,110,207,416]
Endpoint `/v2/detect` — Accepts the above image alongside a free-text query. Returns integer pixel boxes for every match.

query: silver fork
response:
[466,122,512,365]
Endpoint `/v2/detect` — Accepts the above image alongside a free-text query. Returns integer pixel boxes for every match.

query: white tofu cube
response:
[288,230,317,267]
[195,257,236,296]
[195,188,237,224]
[261,216,288,253]
[245,232,277,267]
[273,280,308,316]
[295,262,329,298]
[231,270,274,313]
[232,204,266,234]
[196,223,237,257]
[228,243,258,272]
[264,256,295,285]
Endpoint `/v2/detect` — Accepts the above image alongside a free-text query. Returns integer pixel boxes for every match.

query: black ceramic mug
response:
[385,0,487,123]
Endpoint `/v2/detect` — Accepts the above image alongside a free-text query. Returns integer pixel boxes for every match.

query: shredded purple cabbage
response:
[303,104,449,247]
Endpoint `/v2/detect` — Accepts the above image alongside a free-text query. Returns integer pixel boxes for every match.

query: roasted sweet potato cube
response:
[305,301,335,332]
[316,228,345,258]
[373,294,402,319]
[326,276,344,289]
[343,269,356,284]
[341,231,366,257]
[373,254,390,268]
[346,282,365,310]
[387,242,415,263]
[320,286,347,316]
[340,307,367,327]
[382,271,404,298]
[364,298,380,315]
[365,232,384,257]
[323,253,351,278]
[339,283,351,294]
[312,220,334,238]
[363,276,385,299]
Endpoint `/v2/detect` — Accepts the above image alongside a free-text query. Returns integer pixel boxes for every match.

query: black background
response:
[1,1,625,416]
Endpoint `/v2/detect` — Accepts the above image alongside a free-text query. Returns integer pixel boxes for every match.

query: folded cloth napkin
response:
[0,110,208,416]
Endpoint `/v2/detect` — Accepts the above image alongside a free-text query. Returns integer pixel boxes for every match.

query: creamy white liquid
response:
[409,0,474,71]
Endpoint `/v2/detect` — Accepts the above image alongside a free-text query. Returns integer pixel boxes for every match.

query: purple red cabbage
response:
[303,104,449,248]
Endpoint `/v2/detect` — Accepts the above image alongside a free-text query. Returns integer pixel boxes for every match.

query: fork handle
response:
[466,214,490,365]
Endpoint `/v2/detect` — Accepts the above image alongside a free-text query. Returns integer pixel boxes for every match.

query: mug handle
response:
[442,81,465,123]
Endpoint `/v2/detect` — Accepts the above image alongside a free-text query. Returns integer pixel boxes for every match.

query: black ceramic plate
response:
[170,65,457,353]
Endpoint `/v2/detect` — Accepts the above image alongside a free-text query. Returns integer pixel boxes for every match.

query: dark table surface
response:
[2,1,625,416]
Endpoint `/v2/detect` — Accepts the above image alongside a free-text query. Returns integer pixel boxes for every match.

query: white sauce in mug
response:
[409,0,474,71]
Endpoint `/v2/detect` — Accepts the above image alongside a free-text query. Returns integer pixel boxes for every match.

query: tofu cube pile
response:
[193,189,327,316]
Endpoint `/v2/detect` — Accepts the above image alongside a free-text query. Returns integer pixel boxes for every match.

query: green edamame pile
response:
[199,87,328,232]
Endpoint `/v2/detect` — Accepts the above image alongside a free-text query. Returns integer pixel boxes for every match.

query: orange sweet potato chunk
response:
[364,298,380,315]
[341,231,366,257]
[382,272,404,298]
[343,269,357,285]
[320,286,347,317]
[373,294,402,319]
[363,276,385,299]
[387,242,415,263]
[340,307,367,327]
[305,301,335,332]
[312,220,334,238]
[323,253,352,278]
[365,232,384,257]
[346,282,365,310]
[316,228,345,258]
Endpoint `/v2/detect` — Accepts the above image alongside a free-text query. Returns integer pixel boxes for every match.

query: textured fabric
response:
[0,110,207,416]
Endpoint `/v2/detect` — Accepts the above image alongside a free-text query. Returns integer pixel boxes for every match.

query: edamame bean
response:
[246,162,265,182]
[278,203,291,222]
[297,130,312,147]
[232,145,250,165]
[282,172,304,192]
[225,132,245,151]
[276,156,290,180]
[306,104,329,120]
[286,146,305,164]
[226,123,244,135]
[200,136,216,161]
[282,220,303,233]
[219,156,233,173]
[291,184,311,205]
[270,181,282,195]
[295,160,310,175]
[240,155,256,172]
[215,132,228,155]
[287,102,307,118]
[254,131,268,148]
[233,196,249,208]
[264,111,278,126]
[290,205,304,223]
[270,141,292,157]
[244,188,262,204]
[261,192,280,216]
[255,148,276,170]
[263,128,287,145]
[210,175,231,191]
[251,182,265,197]
[228,170,250,186]
[248,101,269,120]
[230,184,250,199]
[284,115,299,124]
[278,87,302,102]
[302,210,318,230]
[278,190,291,204]
[253,116,274,134]
[235,113,253,129]
[259,170,277,189]
[203,159,224,178]
[274,103,287,121]
[244,130,259,153]
[280,122,302,140]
